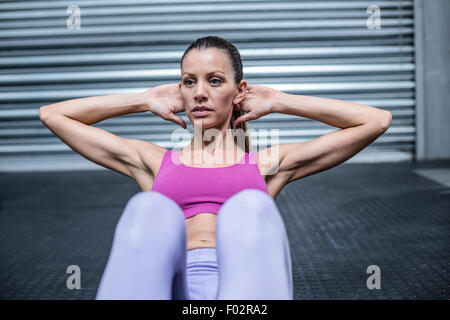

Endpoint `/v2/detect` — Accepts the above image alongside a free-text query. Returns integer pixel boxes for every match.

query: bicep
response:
[40,112,146,178]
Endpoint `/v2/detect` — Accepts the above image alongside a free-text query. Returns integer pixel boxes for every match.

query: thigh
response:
[96,191,188,300]
[216,189,293,300]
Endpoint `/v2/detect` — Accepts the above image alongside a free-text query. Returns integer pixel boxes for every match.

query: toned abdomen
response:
[185,213,217,251]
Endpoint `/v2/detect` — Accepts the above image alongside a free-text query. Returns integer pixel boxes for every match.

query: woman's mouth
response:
[193,110,211,116]
[192,106,213,116]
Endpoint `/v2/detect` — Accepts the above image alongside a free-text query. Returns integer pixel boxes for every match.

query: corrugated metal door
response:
[0,0,415,172]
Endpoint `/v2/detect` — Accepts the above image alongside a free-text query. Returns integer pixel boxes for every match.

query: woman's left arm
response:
[235,85,392,183]
[273,91,392,183]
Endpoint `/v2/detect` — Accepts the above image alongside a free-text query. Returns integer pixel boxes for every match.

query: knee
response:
[114,191,185,246]
[219,189,276,220]
[217,189,285,246]
[124,191,183,221]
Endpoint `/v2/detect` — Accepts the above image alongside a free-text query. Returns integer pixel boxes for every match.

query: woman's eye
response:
[183,78,221,86]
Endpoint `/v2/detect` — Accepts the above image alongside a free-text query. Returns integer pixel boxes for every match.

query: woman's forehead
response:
[182,49,231,74]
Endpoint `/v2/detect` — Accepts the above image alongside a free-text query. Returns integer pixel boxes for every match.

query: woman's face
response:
[179,48,246,130]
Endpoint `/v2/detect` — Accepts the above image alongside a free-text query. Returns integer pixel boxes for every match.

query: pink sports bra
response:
[151,149,270,219]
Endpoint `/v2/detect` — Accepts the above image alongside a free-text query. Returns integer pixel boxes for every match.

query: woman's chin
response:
[191,118,214,127]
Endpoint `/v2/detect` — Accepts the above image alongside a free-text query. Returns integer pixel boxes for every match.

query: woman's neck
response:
[181,142,245,166]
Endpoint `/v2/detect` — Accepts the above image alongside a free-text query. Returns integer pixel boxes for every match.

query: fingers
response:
[178,118,187,129]
[169,114,187,129]
[233,113,253,127]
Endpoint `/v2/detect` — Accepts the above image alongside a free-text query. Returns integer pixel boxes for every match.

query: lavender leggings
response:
[95,189,293,300]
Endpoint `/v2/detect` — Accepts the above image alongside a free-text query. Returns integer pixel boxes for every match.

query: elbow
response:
[39,105,51,123]
[367,110,391,134]
[380,110,392,132]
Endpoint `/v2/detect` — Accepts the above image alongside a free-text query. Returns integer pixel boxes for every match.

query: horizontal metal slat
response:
[0,39,414,58]
[0,1,413,20]
[0,0,264,11]
[0,28,415,49]
[0,46,414,67]
[0,9,414,30]
[0,19,414,39]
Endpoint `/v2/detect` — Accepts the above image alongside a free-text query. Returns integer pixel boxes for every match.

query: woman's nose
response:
[193,81,208,101]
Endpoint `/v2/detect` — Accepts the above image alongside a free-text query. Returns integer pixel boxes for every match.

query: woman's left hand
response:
[233,84,281,127]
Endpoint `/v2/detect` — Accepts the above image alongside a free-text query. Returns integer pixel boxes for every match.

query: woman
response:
[39,36,391,300]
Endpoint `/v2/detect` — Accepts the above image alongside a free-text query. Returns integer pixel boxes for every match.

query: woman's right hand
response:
[143,83,187,129]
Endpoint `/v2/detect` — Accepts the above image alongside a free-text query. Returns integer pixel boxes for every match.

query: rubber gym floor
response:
[1,160,449,300]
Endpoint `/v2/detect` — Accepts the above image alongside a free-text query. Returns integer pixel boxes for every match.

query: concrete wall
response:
[415,0,450,160]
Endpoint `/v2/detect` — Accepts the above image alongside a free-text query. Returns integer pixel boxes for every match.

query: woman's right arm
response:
[39,92,157,179]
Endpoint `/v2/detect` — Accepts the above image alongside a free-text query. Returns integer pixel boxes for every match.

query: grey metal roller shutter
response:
[0,0,415,172]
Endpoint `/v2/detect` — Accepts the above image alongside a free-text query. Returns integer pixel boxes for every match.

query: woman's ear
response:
[233,79,247,105]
